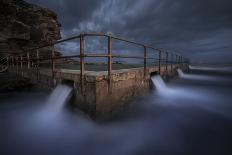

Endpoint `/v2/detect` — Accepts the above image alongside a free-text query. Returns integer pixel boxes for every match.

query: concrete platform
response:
[8,63,189,120]
[54,64,189,119]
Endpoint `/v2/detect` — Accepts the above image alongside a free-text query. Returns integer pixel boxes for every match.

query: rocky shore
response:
[0,0,61,56]
[0,72,34,93]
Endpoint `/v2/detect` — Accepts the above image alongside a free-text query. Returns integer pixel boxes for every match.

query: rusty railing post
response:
[36,49,40,82]
[181,56,183,65]
[9,56,11,69]
[179,56,181,65]
[108,36,112,93]
[11,56,13,69]
[80,34,85,93]
[51,47,56,87]
[179,55,181,65]
[31,55,34,69]
[27,52,30,69]
[20,54,23,69]
[20,54,23,76]
[175,55,178,66]
[166,52,168,71]
[16,56,19,74]
[12,56,14,71]
[158,50,161,74]
[171,53,173,72]
[144,46,147,78]
[8,56,10,69]
[7,56,10,69]
[6,56,9,68]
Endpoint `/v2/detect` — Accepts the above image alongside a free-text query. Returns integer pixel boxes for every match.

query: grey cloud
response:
[27,0,232,63]
[27,0,104,31]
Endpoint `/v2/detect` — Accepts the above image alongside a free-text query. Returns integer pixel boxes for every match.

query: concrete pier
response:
[55,64,189,119]
[8,63,188,119]
[4,33,190,120]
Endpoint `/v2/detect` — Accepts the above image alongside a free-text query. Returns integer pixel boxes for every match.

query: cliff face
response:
[0,0,61,55]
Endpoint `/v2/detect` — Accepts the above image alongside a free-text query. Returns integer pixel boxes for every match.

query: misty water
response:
[1,66,232,155]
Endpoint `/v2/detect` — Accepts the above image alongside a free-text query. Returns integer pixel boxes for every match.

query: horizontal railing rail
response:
[4,32,189,89]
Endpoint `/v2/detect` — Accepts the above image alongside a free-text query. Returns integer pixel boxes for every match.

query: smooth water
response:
[1,66,232,155]
[177,68,232,82]
[189,65,232,72]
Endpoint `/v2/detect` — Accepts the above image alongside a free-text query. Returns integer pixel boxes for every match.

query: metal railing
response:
[0,56,8,73]
[4,32,189,87]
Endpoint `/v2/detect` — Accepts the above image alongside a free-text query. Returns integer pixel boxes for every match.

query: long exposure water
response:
[1,66,232,155]
[42,83,73,117]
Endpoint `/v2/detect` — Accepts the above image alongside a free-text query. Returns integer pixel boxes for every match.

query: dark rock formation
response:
[0,72,34,93]
[0,0,61,55]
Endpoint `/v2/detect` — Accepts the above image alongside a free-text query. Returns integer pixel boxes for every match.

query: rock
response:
[0,72,34,93]
[0,0,61,55]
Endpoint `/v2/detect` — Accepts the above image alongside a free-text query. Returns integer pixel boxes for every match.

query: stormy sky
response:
[27,0,232,64]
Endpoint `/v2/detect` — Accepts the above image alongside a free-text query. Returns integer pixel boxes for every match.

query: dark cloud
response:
[27,0,104,30]
[27,0,232,63]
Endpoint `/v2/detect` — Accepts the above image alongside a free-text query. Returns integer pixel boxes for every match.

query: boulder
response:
[0,0,61,55]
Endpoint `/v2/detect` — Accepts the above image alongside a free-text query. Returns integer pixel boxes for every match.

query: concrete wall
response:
[55,68,150,119]
[55,64,189,120]
[9,63,189,120]
[95,69,150,119]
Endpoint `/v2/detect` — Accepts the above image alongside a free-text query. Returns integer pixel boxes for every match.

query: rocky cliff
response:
[0,0,61,55]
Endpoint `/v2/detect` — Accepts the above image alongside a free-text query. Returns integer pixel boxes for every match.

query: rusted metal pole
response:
[51,47,56,86]
[175,55,178,65]
[6,56,9,68]
[16,56,19,74]
[20,54,23,69]
[166,52,168,71]
[9,56,11,69]
[171,53,173,72]
[108,36,112,92]
[158,50,161,74]
[36,49,40,81]
[12,56,14,70]
[11,56,14,71]
[8,56,10,69]
[144,46,147,77]
[11,56,14,70]
[80,34,85,92]
[180,56,181,65]
[20,54,23,76]
[11,56,13,69]
[31,57,34,69]
[27,52,30,69]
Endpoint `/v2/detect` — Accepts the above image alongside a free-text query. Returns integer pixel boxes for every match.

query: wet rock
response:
[0,0,61,55]
[0,72,34,93]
